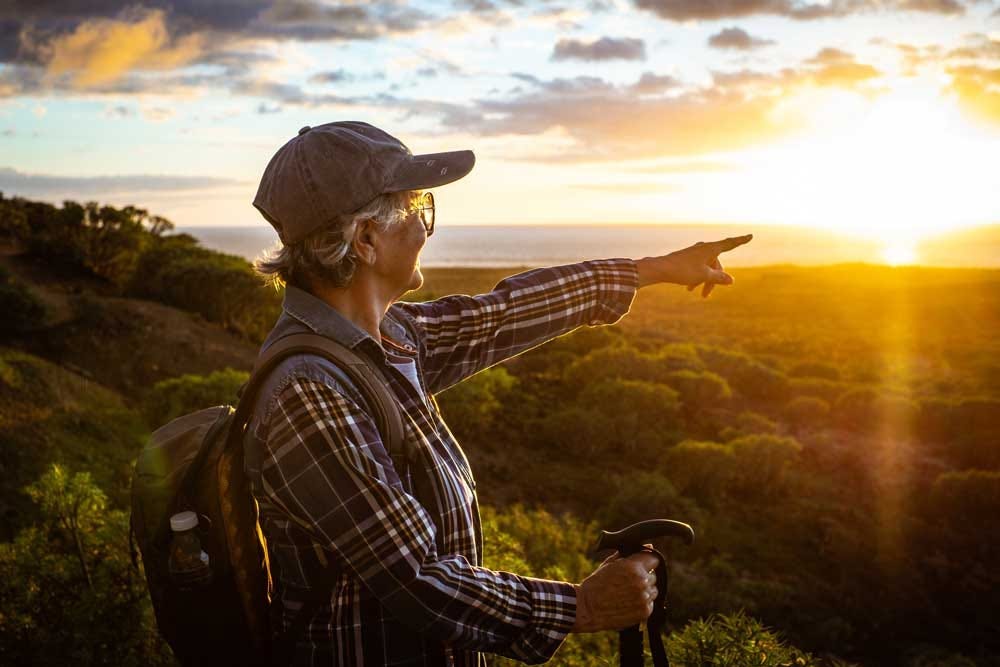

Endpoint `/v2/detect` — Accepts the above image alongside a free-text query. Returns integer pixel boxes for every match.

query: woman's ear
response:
[352,218,379,266]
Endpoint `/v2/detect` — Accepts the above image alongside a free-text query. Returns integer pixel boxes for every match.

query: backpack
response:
[130,332,411,666]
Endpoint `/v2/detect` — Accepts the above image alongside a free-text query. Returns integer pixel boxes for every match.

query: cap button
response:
[298,125,312,136]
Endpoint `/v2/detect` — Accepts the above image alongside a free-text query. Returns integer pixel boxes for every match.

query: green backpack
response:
[130,333,410,665]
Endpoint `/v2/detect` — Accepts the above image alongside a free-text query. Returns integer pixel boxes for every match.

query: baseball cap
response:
[253,121,475,244]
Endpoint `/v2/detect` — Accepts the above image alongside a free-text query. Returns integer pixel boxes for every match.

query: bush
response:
[667,611,831,667]
[784,396,830,431]
[0,465,174,665]
[665,369,732,408]
[662,440,735,506]
[698,346,790,406]
[143,368,249,426]
[788,360,842,381]
[599,470,699,530]
[726,434,803,499]
[0,266,47,335]
[436,366,517,442]
[718,410,778,441]
[578,379,682,458]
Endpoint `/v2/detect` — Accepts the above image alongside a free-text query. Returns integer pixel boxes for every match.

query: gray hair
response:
[254,190,418,291]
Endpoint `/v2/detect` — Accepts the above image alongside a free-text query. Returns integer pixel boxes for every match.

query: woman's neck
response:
[309,273,394,343]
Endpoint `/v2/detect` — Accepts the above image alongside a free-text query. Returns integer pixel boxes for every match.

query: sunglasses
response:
[410,192,435,236]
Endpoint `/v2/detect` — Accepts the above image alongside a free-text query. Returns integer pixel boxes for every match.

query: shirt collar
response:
[282,285,412,354]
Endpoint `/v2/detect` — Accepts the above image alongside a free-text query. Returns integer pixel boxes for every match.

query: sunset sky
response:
[1,1,999,245]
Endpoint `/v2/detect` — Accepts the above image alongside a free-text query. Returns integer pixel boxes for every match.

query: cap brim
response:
[386,150,475,192]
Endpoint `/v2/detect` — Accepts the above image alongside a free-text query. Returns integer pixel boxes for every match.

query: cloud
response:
[551,36,647,61]
[105,105,133,119]
[897,0,964,14]
[27,8,205,88]
[711,49,881,90]
[632,0,966,21]
[947,33,1000,61]
[631,72,682,94]
[309,69,353,84]
[708,27,775,50]
[806,47,856,64]
[948,64,1000,122]
[0,166,249,199]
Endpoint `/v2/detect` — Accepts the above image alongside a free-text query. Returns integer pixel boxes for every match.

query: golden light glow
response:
[715,77,999,245]
[882,243,917,266]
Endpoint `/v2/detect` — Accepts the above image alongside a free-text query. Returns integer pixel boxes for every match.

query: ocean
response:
[178,223,1000,269]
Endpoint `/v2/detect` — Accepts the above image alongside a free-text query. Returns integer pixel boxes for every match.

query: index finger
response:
[708,234,753,253]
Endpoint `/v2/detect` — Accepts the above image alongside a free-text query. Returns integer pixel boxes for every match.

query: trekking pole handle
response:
[594,519,695,556]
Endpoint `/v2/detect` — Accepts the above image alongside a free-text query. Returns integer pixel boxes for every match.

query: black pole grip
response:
[594,519,695,556]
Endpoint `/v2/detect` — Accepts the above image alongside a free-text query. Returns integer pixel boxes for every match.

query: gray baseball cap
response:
[253,121,475,244]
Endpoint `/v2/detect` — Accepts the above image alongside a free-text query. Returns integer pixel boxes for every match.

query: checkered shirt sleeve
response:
[261,377,578,663]
[397,258,639,394]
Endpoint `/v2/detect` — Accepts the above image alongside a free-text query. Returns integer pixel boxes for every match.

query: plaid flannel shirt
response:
[245,258,639,666]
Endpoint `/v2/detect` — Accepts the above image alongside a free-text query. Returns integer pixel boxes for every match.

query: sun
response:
[735,77,998,248]
[882,243,917,266]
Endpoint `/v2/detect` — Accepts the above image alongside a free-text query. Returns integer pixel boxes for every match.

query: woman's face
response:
[374,204,427,299]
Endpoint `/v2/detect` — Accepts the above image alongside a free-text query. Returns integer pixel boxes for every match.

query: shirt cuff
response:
[581,258,640,326]
[506,577,577,664]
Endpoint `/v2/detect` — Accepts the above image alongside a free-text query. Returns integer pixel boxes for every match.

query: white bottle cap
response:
[169,511,199,532]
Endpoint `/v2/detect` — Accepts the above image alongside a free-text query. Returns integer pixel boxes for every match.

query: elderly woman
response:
[248,121,751,666]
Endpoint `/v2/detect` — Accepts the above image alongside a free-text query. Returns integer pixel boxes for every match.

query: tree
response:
[0,465,174,665]
[436,366,517,443]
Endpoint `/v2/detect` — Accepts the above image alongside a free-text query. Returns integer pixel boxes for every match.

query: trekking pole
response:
[593,519,695,667]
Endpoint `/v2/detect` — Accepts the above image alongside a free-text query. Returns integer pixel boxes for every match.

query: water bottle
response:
[168,511,213,590]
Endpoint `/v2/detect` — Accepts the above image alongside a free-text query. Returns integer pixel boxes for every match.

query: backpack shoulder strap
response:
[229,333,410,468]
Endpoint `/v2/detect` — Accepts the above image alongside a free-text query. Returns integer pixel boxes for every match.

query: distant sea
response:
[178,224,1000,269]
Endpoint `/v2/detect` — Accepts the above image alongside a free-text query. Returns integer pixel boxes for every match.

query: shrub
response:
[599,470,699,530]
[667,611,830,667]
[0,266,47,335]
[578,379,682,457]
[665,370,732,408]
[436,367,517,442]
[143,368,249,426]
[726,434,803,499]
[718,410,778,441]
[662,440,736,506]
[784,396,831,431]
[789,360,842,381]
[0,465,174,665]
[698,346,790,405]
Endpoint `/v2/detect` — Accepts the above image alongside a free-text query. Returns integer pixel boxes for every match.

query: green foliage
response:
[599,470,700,530]
[666,611,829,667]
[143,368,249,426]
[930,469,1000,530]
[783,396,830,432]
[725,434,802,499]
[665,369,732,408]
[436,367,517,442]
[0,192,30,242]
[127,234,282,341]
[662,440,736,506]
[0,265,47,335]
[577,379,682,457]
[718,410,778,441]
[0,465,174,665]
[698,346,790,406]
[788,361,842,381]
